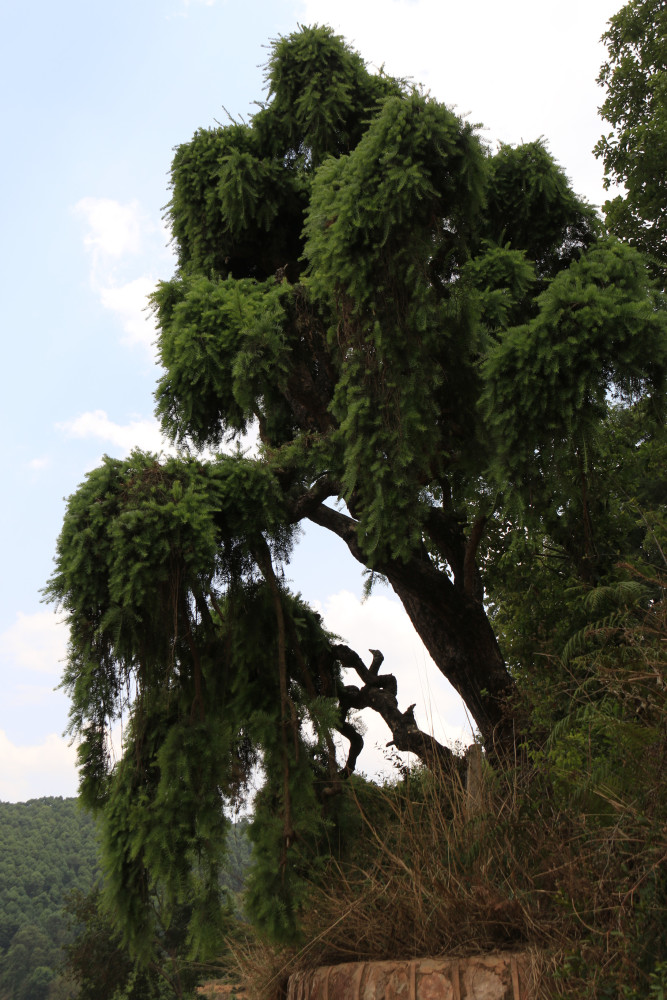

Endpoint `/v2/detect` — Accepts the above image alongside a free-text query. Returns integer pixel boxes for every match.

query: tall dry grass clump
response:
[230,576,666,1000]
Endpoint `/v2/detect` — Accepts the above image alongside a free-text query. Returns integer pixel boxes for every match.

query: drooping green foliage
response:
[47,448,348,950]
[483,139,599,277]
[153,277,289,446]
[483,394,666,688]
[595,0,667,268]
[260,26,401,167]
[301,92,488,556]
[58,822,252,1000]
[167,26,400,284]
[482,238,666,487]
[47,23,667,961]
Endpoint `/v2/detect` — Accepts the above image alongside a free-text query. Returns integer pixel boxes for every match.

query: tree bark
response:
[307,503,518,753]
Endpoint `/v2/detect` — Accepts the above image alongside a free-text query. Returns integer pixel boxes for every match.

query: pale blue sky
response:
[0,0,624,800]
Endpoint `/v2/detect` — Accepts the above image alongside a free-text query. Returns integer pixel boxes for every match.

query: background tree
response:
[595,0,667,269]
[47,24,666,953]
[61,886,192,1000]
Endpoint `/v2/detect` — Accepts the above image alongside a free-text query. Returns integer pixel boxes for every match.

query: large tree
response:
[47,26,666,949]
[595,0,667,268]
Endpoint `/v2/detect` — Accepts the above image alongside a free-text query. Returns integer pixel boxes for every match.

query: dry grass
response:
[226,584,667,1000]
[229,761,665,996]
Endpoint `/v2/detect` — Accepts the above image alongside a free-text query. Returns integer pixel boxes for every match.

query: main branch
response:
[308,502,518,752]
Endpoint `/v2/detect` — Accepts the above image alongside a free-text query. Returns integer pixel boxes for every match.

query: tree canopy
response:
[595,0,667,268]
[46,23,667,955]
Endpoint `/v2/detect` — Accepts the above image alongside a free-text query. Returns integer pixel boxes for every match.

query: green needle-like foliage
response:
[482,238,667,486]
[46,23,666,959]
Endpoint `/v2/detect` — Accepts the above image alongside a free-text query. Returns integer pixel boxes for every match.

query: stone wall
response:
[287,953,536,1000]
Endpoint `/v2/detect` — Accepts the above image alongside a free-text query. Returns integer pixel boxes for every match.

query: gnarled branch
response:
[333,643,461,776]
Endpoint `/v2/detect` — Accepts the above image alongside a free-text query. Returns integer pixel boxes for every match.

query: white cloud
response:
[317,590,473,777]
[73,196,172,354]
[57,409,168,456]
[26,456,51,472]
[0,730,78,803]
[57,407,261,462]
[98,275,157,349]
[296,0,621,209]
[0,611,68,676]
[74,196,145,259]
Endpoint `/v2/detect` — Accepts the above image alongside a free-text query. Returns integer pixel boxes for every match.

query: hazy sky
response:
[0,0,623,801]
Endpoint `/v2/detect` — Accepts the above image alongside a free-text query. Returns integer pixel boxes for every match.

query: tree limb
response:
[333,643,461,775]
[286,475,339,523]
[253,537,295,852]
[306,502,368,564]
[463,514,486,602]
[309,501,517,753]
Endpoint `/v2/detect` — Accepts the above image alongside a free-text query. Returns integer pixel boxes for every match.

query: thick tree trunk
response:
[308,503,518,753]
[384,564,517,752]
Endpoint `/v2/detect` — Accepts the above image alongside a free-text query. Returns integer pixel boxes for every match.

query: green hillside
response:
[0,797,100,1000]
[0,797,253,1000]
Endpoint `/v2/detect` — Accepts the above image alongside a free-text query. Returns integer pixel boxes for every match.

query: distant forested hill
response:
[0,796,100,1000]
[0,798,253,1000]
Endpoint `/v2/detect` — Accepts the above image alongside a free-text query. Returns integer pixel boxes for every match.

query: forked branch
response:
[334,643,461,775]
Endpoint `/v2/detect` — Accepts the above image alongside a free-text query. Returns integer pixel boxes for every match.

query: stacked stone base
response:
[287,953,535,1000]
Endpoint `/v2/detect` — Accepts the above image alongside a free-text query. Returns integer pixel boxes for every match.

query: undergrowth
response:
[225,573,666,1000]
